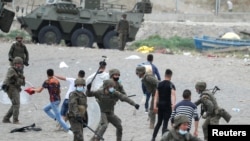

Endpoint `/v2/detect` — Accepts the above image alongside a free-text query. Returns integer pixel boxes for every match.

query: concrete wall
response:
[145,13,250,22]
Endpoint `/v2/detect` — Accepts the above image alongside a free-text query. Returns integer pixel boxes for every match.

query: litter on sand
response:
[59,61,69,68]
[125,55,141,59]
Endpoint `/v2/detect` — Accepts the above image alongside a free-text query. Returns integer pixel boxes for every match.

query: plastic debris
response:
[59,61,69,68]
[183,52,191,56]
[232,108,240,112]
[136,46,154,53]
[125,55,141,59]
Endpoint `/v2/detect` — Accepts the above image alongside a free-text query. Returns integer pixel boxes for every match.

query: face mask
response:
[108,87,115,93]
[76,86,84,92]
[178,129,188,135]
[14,65,24,72]
[113,77,119,81]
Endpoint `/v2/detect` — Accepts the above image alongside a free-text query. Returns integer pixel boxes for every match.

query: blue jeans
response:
[60,99,69,116]
[142,83,151,110]
[43,100,69,131]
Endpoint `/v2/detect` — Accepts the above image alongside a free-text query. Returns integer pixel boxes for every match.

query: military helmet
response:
[103,79,115,88]
[173,115,189,128]
[13,57,23,64]
[74,78,86,86]
[136,66,146,75]
[195,82,207,91]
[16,35,23,40]
[109,69,120,77]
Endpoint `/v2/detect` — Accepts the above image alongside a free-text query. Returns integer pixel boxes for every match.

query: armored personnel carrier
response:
[0,0,15,33]
[17,0,152,49]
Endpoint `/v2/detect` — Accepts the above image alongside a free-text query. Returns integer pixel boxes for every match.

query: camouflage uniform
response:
[161,115,202,141]
[194,82,231,141]
[136,66,158,128]
[68,78,87,141]
[8,36,29,66]
[87,80,139,141]
[89,69,127,141]
[116,14,129,51]
[2,57,25,123]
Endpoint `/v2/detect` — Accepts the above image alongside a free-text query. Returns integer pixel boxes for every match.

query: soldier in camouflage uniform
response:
[8,35,29,67]
[194,81,231,141]
[116,13,129,51]
[136,66,159,129]
[160,115,202,141]
[68,78,87,141]
[86,79,139,141]
[2,57,25,124]
[89,68,127,141]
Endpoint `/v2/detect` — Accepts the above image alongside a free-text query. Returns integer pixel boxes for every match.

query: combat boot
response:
[2,118,11,123]
[149,121,154,129]
[13,120,20,124]
[117,137,122,141]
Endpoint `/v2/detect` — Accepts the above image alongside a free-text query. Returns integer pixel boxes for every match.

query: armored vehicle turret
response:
[0,0,15,33]
[17,0,152,49]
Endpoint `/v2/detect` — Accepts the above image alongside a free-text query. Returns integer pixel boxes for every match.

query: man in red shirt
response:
[32,69,71,133]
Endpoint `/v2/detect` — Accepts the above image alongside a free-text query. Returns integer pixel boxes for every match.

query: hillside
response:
[6,0,250,14]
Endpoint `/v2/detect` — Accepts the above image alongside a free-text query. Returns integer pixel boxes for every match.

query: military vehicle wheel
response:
[103,31,119,49]
[38,25,62,45]
[71,29,94,47]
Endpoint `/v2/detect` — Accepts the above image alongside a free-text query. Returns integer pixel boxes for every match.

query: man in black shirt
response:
[151,69,176,141]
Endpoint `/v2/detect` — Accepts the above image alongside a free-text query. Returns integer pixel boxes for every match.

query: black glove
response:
[134,104,140,110]
[87,83,92,91]
[24,62,29,66]
[9,58,13,62]
[1,84,9,92]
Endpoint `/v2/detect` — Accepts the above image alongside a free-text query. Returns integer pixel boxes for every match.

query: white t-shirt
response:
[86,72,109,91]
[65,77,76,99]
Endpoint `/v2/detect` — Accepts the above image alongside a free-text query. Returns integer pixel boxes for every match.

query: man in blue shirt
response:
[141,54,161,113]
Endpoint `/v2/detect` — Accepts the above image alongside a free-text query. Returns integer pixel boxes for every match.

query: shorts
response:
[60,99,69,116]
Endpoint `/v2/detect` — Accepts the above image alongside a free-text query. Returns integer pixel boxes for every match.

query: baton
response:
[128,94,136,97]
[89,56,107,85]
[79,119,104,141]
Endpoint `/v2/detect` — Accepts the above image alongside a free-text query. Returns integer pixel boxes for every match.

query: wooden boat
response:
[193,35,250,50]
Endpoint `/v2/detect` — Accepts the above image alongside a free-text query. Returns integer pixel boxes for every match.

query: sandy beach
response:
[0,42,250,141]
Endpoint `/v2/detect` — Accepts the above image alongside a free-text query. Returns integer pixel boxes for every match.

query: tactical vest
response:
[98,93,117,113]
[201,90,219,109]
[201,90,232,122]
[118,20,129,33]
[68,91,87,117]
[11,43,27,61]
[5,67,25,87]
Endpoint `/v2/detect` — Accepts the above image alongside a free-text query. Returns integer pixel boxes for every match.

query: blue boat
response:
[193,35,250,50]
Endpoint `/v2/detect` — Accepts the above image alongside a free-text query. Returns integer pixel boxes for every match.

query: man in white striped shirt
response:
[170,89,199,136]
